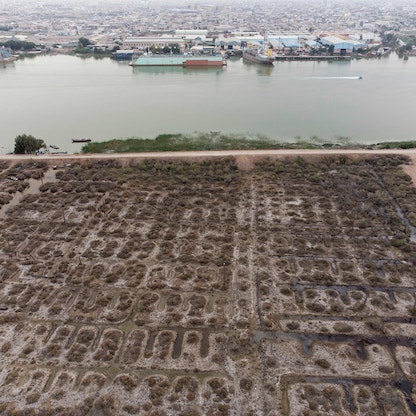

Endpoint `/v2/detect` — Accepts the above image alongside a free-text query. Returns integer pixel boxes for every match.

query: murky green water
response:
[1,53,415,153]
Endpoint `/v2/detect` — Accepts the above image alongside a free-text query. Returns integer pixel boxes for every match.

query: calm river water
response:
[1,53,415,153]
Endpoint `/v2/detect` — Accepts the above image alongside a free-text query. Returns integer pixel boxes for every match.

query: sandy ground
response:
[2,148,416,160]
[402,162,416,186]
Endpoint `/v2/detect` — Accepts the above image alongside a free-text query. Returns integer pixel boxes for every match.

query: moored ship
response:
[130,54,226,67]
[183,57,226,67]
[243,48,274,65]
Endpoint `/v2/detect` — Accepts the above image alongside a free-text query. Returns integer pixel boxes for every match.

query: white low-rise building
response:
[123,36,186,50]
[175,30,208,37]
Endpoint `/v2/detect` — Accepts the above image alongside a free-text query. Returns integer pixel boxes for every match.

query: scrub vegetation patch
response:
[0,154,416,415]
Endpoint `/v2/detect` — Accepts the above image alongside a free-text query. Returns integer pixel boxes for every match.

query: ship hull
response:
[243,50,274,65]
[131,55,226,67]
[183,59,225,67]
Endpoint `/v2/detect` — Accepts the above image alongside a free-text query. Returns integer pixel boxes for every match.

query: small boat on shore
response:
[72,138,91,143]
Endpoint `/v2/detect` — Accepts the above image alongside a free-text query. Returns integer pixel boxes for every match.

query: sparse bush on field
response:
[2,154,416,414]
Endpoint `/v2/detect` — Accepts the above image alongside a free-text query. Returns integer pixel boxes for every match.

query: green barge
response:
[130,54,226,67]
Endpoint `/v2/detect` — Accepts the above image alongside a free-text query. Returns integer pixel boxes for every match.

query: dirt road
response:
[1,148,416,160]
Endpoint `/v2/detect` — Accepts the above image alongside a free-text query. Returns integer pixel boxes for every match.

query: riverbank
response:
[0,146,414,165]
[80,134,416,154]
[3,147,416,185]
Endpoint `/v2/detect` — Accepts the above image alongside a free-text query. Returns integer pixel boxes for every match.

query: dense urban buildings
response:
[1,0,416,52]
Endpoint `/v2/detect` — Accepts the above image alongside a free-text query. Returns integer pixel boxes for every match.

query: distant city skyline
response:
[1,0,415,4]
[1,0,415,47]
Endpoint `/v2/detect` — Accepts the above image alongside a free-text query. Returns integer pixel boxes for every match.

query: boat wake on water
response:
[303,76,363,80]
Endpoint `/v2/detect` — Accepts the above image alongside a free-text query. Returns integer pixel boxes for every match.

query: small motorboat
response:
[72,138,92,143]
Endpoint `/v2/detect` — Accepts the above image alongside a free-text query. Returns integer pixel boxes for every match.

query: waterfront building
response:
[269,35,300,49]
[112,49,135,60]
[215,36,242,51]
[320,36,364,53]
[237,35,265,45]
[0,47,14,62]
[123,36,185,51]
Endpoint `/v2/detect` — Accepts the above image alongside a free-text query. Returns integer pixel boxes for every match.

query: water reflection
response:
[1,53,416,153]
[133,66,225,75]
[242,60,274,76]
[0,168,58,219]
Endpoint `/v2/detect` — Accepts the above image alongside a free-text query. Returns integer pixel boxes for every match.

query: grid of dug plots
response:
[0,155,416,416]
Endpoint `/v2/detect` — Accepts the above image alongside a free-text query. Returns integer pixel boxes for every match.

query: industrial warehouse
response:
[116,29,373,62]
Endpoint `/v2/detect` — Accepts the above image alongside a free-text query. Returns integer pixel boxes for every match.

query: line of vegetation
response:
[80,133,416,154]
[373,140,416,149]
[81,133,327,153]
[0,39,37,51]
[14,134,46,154]
[73,37,114,57]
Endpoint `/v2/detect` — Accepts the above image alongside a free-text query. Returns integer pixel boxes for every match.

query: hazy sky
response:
[0,0,410,3]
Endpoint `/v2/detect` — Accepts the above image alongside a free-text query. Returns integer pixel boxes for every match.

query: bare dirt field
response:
[0,151,416,415]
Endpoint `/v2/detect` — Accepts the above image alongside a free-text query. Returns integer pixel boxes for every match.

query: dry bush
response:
[87,263,104,281]
[114,373,138,392]
[144,375,171,406]
[156,331,175,359]
[0,160,10,171]
[125,264,146,287]
[174,376,199,401]
[299,384,345,414]
[122,329,146,364]
[206,377,232,401]
[93,329,123,362]
[188,295,207,317]
[185,331,200,344]
[166,293,182,307]
[137,292,159,313]
[93,394,118,416]
[80,372,106,391]
[1,341,11,353]
[0,192,12,206]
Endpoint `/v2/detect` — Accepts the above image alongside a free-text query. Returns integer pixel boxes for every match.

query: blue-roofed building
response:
[216,38,240,50]
[237,36,265,46]
[306,40,320,48]
[269,35,300,49]
[320,36,364,54]
[215,35,263,51]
